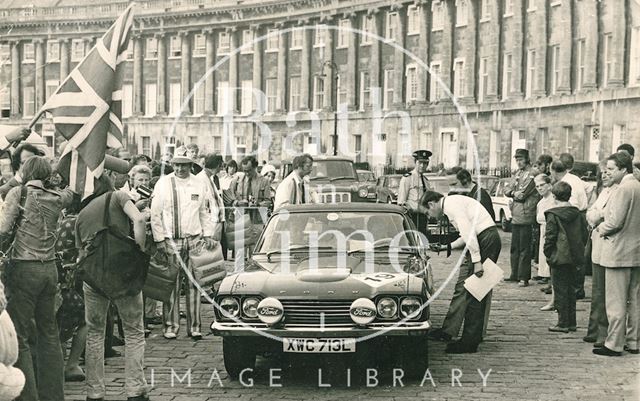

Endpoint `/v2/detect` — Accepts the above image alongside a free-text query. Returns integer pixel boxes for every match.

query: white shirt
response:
[274,171,316,211]
[150,173,214,242]
[442,195,496,264]
[196,170,225,223]
[561,173,588,211]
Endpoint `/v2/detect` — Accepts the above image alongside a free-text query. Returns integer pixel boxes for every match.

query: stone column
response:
[204,28,216,114]
[582,0,597,90]
[392,5,406,107]
[132,35,143,115]
[485,0,500,102]
[509,0,525,98]
[416,2,429,103]
[84,37,94,57]
[533,0,547,96]
[463,0,477,102]
[300,20,311,110]
[251,25,263,112]
[276,23,288,112]
[180,31,192,114]
[557,0,572,94]
[369,9,381,107]
[156,33,167,115]
[59,39,70,82]
[35,39,45,109]
[10,41,20,118]
[346,14,358,109]
[322,19,334,110]
[227,27,238,113]
[609,0,625,87]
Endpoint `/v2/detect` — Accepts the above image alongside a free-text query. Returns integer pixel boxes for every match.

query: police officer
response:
[397,150,433,234]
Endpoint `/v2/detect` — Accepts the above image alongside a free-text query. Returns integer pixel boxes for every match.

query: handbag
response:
[189,242,226,287]
[142,251,178,302]
[79,192,150,300]
[549,215,573,266]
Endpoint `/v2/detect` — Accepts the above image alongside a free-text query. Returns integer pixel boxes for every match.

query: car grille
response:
[319,192,351,203]
[281,300,353,327]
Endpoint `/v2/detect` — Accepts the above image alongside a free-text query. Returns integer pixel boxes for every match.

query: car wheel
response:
[390,336,429,378]
[223,338,256,380]
[500,211,512,232]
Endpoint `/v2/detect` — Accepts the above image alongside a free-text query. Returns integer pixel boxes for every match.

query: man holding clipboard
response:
[420,191,502,353]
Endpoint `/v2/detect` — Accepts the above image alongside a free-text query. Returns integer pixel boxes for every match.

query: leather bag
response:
[142,251,178,303]
[79,192,150,300]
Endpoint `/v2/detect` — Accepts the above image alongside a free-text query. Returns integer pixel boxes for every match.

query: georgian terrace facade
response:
[0,0,639,172]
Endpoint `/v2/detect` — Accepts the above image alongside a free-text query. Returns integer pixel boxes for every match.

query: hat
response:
[412,150,433,161]
[514,149,529,159]
[171,146,194,164]
[261,164,277,176]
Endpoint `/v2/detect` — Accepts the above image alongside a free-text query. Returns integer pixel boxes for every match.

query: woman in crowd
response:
[0,156,74,401]
[535,174,555,311]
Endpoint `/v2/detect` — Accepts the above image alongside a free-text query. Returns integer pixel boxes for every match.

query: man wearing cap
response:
[397,150,433,234]
[150,146,216,340]
[505,149,540,286]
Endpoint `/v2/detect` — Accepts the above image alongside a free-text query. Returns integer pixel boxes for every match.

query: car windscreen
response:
[257,211,416,255]
[388,176,401,188]
[310,160,357,180]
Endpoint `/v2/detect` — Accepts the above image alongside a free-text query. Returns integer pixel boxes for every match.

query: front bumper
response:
[210,320,431,338]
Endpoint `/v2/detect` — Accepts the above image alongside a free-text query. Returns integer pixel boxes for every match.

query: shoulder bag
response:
[0,186,28,283]
[79,192,150,300]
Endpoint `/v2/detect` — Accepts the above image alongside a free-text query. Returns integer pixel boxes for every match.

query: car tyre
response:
[500,211,512,232]
[223,338,256,380]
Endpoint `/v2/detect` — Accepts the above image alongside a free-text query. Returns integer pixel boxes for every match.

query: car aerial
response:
[489,178,513,232]
[278,156,377,203]
[375,174,403,204]
[211,203,434,379]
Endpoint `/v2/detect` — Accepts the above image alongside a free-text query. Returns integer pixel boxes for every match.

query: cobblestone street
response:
[64,231,639,401]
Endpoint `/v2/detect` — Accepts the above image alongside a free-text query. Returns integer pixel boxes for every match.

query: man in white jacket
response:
[150,146,215,340]
[274,154,316,211]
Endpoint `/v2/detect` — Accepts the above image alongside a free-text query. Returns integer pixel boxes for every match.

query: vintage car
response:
[375,174,403,204]
[211,203,433,379]
[356,169,376,184]
[278,156,377,203]
[488,178,513,232]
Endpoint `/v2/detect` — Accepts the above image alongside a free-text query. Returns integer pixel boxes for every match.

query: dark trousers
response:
[5,261,65,401]
[575,263,585,294]
[551,265,577,328]
[459,227,502,348]
[408,210,429,239]
[532,224,540,264]
[510,224,533,281]
[586,263,608,342]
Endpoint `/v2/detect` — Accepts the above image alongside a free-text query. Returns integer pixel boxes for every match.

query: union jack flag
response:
[42,4,134,199]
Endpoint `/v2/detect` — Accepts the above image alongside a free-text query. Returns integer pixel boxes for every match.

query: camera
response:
[136,184,152,199]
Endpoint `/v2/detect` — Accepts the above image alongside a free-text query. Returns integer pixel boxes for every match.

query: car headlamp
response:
[242,297,260,318]
[358,188,368,198]
[349,298,376,325]
[220,297,240,318]
[400,297,422,319]
[376,297,398,319]
[257,297,284,325]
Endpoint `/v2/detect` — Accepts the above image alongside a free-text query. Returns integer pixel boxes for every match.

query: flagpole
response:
[28,109,46,130]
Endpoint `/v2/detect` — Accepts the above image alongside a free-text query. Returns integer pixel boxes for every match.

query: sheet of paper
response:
[463,259,504,301]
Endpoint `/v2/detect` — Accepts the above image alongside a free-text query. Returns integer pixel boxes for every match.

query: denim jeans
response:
[5,261,64,401]
[84,283,148,399]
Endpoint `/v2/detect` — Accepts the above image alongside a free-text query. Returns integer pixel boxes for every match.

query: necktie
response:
[213,175,220,190]
[420,174,427,192]
[300,181,306,204]
[246,176,253,200]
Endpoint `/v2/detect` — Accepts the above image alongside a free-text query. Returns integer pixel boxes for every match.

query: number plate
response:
[283,338,356,353]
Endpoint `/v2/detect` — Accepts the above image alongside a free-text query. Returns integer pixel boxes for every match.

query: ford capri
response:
[210,203,434,379]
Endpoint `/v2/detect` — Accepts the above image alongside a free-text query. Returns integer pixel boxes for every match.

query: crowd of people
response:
[423,143,640,357]
[0,122,638,401]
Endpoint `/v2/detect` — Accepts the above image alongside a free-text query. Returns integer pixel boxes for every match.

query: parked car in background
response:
[278,156,377,203]
[211,203,433,379]
[375,174,403,204]
[357,169,376,184]
[489,178,513,232]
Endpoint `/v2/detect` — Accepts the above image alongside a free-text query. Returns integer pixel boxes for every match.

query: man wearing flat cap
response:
[505,148,540,287]
[398,150,433,234]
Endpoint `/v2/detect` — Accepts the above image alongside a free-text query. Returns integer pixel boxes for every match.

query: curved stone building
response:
[0,0,639,173]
